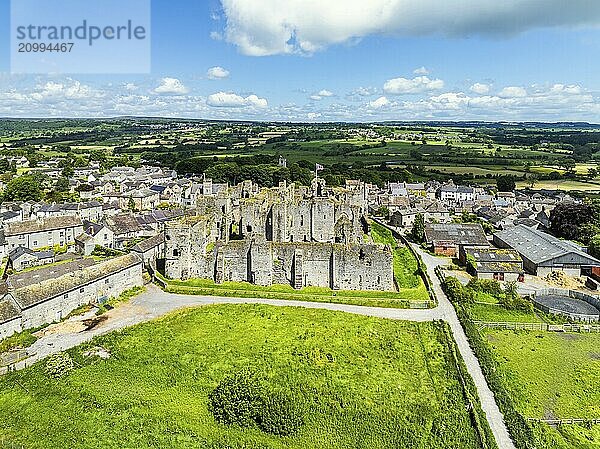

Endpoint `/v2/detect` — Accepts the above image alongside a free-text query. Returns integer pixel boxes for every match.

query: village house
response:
[3,216,84,251]
[8,247,55,271]
[131,234,165,267]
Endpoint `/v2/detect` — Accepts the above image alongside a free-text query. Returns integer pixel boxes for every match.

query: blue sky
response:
[1,0,600,121]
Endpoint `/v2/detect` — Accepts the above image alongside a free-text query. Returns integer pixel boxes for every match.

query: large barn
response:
[493,225,600,277]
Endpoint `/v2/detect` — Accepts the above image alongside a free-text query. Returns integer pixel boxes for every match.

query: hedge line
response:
[440,275,536,449]
[439,322,499,449]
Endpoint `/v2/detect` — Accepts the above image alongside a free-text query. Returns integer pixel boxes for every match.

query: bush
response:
[45,352,74,379]
[257,391,304,436]
[443,277,475,304]
[208,368,304,436]
[208,368,264,428]
[467,279,503,297]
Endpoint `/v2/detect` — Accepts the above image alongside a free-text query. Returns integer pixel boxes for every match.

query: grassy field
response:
[467,303,544,323]
[484,330,600,419]
[482,330,600,446]
[0,305,491,449]
[369,221,423,289]
[162,277,430,308]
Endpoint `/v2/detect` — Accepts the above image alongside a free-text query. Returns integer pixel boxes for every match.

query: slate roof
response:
[8,259,96,290]
[11,254,142,309]
[476,262,524,274]
[0,211,20,221]
[104,214,146,235]
[424,223,489,246]
[83,220,105,236]
[131,234,165,253]
[8,247,54,262]
[494,225,600,266]
[465,247,522,264]
[5,216,82,236]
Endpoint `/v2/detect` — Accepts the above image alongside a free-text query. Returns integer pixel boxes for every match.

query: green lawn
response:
[1,305,490,449]
[370,221,423,290]
[163,277,430,308]
[467,303,544,323]
[483,330,600,447]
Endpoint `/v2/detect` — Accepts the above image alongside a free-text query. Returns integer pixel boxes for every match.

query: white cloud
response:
[413,66,430,75]
[498,86,527,98]
[1,75,599,122]
[470,83,490,94]
[210,31,224,40]
[317,89,334,97]
[219,0,600,56]
[350,86,378,97]
[124,83,138,91]
[369,96,391,109]
[207,66,230,80]
[206,91,268,108]
[383,76,444,94]
[310,89,334,100]
[154,78,189,95]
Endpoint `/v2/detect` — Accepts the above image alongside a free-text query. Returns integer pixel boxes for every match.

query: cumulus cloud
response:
[413,66,430,75]
[1,75,599,122]
[384,76,444,94]
[470,83,490,94]
[154,78,189,95]
[310,89,334,100]
[498,86,527,98]
[369,96,391,109]
[207,66,230,79]
[30,80,97,102]
[206,91,268,108]
[219,0,600,56]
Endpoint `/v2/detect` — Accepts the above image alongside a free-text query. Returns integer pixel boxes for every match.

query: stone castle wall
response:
[164,179,394,292]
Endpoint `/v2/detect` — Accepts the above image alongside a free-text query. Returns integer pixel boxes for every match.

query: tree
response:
[375,206,390,219]
[496,176,516,192]
[589,234,600,259]
[410,213,425,243]
[2,175,43,202]
[127,196,137,212]
[550,202,595,242]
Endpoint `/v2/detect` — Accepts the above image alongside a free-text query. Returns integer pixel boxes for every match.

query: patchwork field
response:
[1,305,490,449]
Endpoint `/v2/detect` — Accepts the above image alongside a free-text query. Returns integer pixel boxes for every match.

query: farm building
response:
[424,223,489,258]
[493,225,600,277]
[0,254,144,339]
[462,247,525,282]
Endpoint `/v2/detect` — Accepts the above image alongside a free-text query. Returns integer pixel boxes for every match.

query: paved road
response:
[413,245,516,449]
[3,241,516,449]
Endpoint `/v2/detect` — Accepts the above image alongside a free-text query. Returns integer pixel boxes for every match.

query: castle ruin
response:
[164,178,394,291]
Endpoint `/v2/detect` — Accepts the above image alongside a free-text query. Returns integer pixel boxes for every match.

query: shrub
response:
[443,277,475,304]
[467,279,503,297]
[257,391,304,436]
[208,368,304,436]
[45,352,74,379]
[208,368,263,428]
